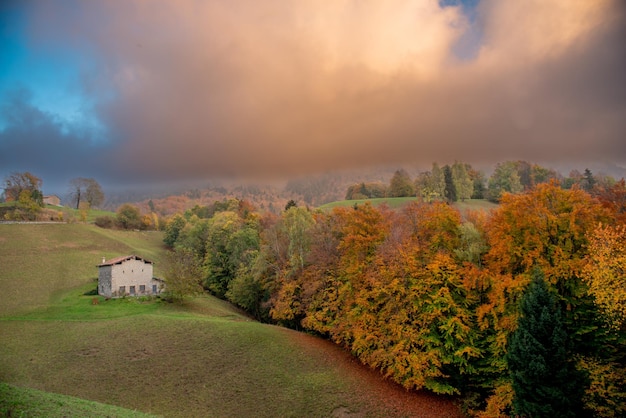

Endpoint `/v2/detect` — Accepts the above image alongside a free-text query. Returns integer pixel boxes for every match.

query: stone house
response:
[97,255,163,298]
[43,195,61,206]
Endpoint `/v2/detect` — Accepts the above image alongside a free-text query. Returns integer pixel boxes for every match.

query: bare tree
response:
[68,177,104,209]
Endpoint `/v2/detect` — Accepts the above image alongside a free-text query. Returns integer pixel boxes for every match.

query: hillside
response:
[0,223,463,417]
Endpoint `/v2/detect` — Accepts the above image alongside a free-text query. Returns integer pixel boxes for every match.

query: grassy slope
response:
[0,223,463,418]
[0,224,165,316]
[0,383,156,418]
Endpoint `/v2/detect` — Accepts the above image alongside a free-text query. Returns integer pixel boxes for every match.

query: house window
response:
[119,286,126,295]
[139,285,146,293]
[152,285,157,294]
[130,286,136,295]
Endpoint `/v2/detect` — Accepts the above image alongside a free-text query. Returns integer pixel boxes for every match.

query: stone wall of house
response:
[110,259,157,297]
[43,195,61,206]
[98,265,113,297]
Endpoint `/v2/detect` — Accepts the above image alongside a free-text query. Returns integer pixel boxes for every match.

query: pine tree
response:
[507,268,587,417]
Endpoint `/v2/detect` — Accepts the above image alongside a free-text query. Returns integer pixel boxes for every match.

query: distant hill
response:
[101,166,417,216]
[99,161,624,217]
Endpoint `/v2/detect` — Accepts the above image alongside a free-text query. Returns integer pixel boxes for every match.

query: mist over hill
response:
[97,161,626,216]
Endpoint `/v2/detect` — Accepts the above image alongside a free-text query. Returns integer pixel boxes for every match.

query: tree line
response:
[346,161,612,204]
[163,179,626,417]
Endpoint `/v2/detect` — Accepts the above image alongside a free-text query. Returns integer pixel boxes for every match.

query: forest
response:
[162,173,626,417]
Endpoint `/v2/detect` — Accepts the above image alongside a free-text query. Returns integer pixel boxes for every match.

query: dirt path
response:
[288,329,465,418]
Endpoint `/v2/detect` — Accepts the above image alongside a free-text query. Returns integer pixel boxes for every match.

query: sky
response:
[1,0,625,193]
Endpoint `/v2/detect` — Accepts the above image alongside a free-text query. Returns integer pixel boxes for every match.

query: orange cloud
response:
[11,0,626,183]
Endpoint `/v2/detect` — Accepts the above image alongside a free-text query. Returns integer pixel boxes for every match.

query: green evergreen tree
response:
[507,268,587,417]
[582,168,596,192]
[443,165,457,202]
[284,199,297,211]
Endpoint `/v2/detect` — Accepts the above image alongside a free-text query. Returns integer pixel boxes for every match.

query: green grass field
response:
[0,223,462,417]
[319,197,498,214]
[318,197,419,210]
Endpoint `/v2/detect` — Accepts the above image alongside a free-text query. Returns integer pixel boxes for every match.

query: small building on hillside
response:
[97,255,163,298]
[43,195,61,206]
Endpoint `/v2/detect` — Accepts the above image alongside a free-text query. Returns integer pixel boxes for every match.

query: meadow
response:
[0,223,462,417]
[318,197,498,214]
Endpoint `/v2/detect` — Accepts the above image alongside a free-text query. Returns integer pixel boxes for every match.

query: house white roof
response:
[97,255,153,267]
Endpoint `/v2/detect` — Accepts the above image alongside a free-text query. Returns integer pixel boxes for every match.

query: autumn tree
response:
[415,163,447,202]
[562,169,583,190]
[487,161,523,202]
[452,161,474,202]
[596,179,626,224]
[514,160,533,189]
[581,223,626,416]
[455,221,487,267]
[3,171,43,205]
[163,214,187,248]
[466,166,486,199]
[265,207,317,326]
[162,247,204,304]
[584,223,626,330]
[345,182,387,200]
[485,181,609,283]
[301,204,389,337]
[507,268,587,417]
[176,216,211,258]
[282,207,315,272]
[225,255,266,320]
[116,204,144,230]
[402,201,462,255]
[484,182,610,346]
[388,169,415,197]
[68,177,104,209]
[530,163,560,186]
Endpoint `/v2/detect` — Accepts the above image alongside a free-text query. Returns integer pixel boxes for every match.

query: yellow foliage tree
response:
[585,223,626,330]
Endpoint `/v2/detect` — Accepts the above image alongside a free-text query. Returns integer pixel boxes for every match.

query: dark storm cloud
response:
[0,87,112,190]
[3,0,625,187]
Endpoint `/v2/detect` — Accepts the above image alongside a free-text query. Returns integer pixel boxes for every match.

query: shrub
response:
[95,215,116,229]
